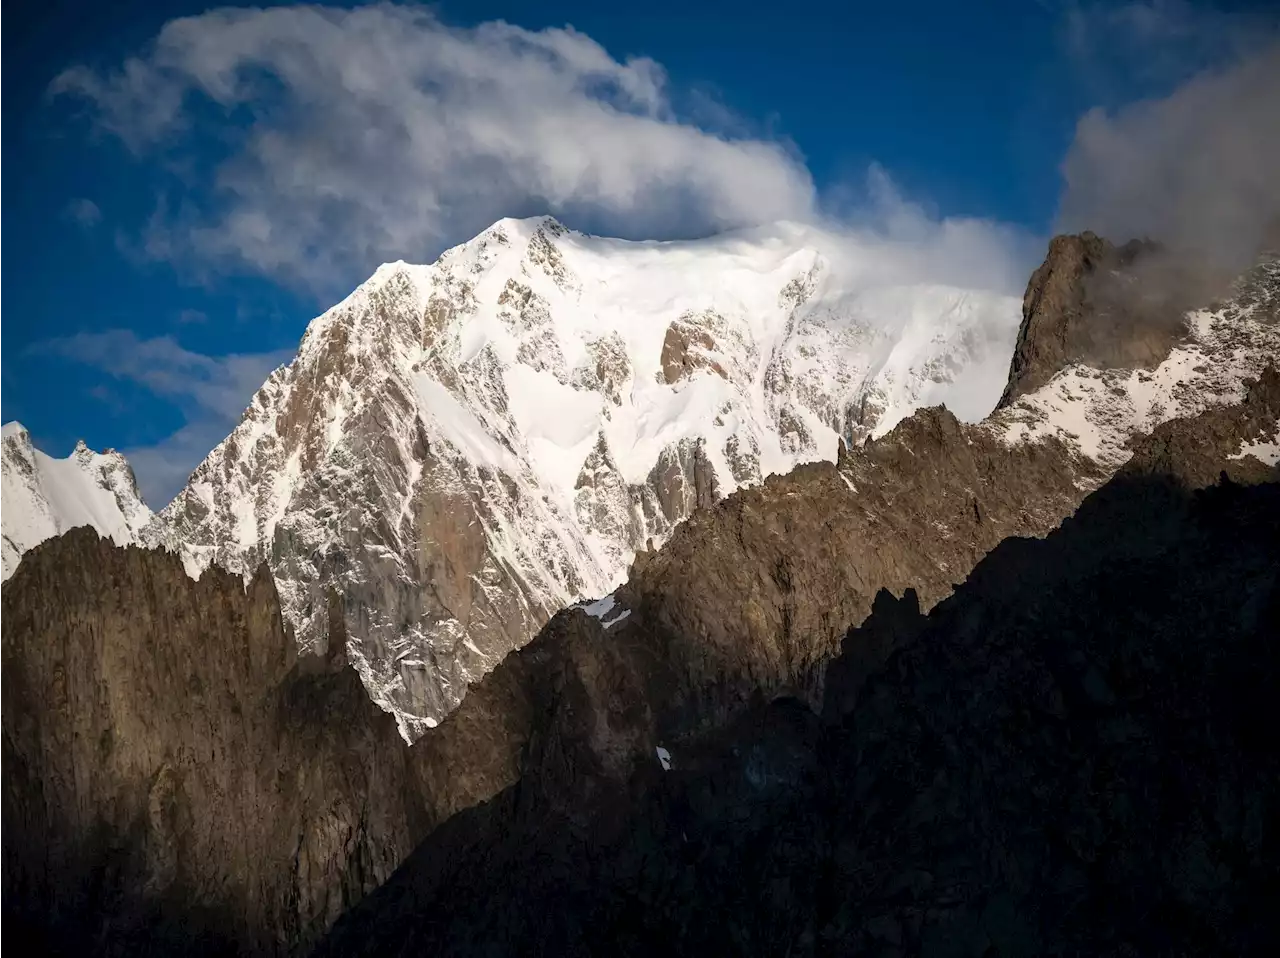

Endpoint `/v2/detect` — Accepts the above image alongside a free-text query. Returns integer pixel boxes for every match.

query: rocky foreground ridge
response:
[3,234,1278,955]
[318,392,1280,958]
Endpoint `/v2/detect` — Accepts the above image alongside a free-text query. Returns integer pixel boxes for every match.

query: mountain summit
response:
[144,215,1021,739]
[1,422,152,581]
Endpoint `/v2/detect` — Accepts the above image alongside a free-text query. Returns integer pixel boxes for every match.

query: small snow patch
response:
[655,746,672,771]
[1228,427,1280,466]
[601,608,631,629]
[582,594,617,619]
[581,594,631,628]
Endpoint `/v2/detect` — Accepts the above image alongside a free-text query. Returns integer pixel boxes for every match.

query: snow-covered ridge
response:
[991,257,1280,471]
[147,214,1022,739]
[2,422,152,581]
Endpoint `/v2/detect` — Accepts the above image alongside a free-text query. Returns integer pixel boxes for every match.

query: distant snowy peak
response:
[150,214,1022,739]
[2,422,152,582]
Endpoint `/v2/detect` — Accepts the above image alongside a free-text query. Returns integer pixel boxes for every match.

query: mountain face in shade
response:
[1,535,432,956]
[142,216,1023,740]
[1,422,152,581]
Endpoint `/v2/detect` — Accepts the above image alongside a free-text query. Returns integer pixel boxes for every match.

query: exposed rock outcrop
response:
[1,537,424,955]
[998,232,1238,407]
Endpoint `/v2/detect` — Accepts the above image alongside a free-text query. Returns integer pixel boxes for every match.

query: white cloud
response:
[36,330,292,505]
[52,3,818,293]
[824,164,1039,295]
[52,4,1043,302]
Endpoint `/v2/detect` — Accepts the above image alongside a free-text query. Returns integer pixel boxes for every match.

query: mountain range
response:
[5,215,1025,739]
[3,223,1278,955]
[1,422,151,581]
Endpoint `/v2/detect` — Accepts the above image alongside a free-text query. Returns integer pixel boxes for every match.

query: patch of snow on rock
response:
[656,746,673,771]
[991,260,1280,473]
[1228,426,1280,466]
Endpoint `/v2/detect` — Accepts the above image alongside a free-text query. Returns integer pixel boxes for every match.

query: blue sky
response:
[3,0,1278,504]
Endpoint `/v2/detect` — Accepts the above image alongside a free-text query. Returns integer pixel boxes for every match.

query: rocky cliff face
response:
[144,216,1022,739]
[315,387,1280,958]
[997,232,1241,407]
[1,422,151,581]
[604,248,1278,731]
[1,534,426,956]
[304,237,1279,954]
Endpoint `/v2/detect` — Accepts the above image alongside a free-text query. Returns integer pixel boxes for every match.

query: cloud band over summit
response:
[54,4,818,289]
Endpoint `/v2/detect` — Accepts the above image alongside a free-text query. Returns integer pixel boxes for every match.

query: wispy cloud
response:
[122,419,248,511]
[34,331,292,505]
[1058,37,1280,264]
[65,197,102,229]
[49,4,1044,298]
[1060,0,1272,99]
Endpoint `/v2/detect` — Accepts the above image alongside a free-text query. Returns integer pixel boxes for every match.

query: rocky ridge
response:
[317,396,1280,957]
[309,242,1274,951]
[601,243,1280,729]
[1,536,427,956]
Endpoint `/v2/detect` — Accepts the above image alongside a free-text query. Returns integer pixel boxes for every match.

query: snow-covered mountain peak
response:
[2,423,152,582]
[148,215,1023,739]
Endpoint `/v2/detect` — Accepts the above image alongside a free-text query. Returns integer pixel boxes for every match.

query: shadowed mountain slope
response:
[314,408,1280,958]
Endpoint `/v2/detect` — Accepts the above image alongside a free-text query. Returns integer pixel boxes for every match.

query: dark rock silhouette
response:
[314,429,1280,957]
[1,547,429,955]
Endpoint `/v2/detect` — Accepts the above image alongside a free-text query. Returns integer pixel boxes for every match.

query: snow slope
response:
[147,215,1022,739]
[2,422,152,581]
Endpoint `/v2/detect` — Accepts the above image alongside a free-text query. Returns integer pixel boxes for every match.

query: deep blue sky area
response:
[2,0,1275,504]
